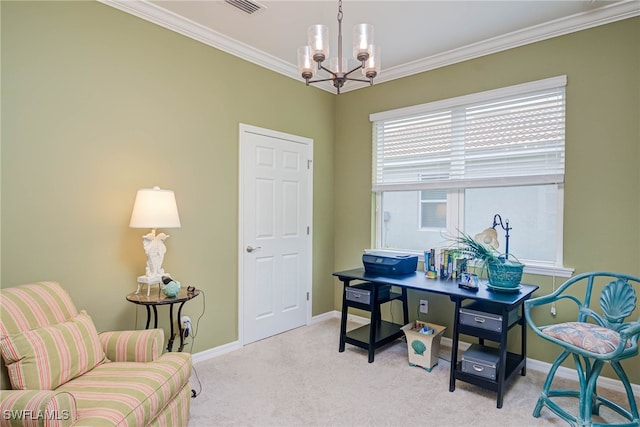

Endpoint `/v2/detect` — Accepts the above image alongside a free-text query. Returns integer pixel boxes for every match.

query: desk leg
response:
[449,297,462,392]
[521,302,527,376]
[401,287,409,325]
[339,279,350,353]
[496,309,509,409]
[367,284,379,363]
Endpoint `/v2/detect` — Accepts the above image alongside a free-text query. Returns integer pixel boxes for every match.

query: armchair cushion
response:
[0,310,106,390]
[57,352,191,426]
[0,390,77,427]
[542,321,632,355]
[99,329,164,363]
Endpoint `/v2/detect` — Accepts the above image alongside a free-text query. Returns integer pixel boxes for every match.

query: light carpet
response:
[188,317,632,426]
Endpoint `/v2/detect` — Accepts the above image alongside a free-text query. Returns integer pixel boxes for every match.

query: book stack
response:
[424,248,467,280]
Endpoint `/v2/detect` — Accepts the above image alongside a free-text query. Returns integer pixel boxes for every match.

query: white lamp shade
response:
[129,186,181,229]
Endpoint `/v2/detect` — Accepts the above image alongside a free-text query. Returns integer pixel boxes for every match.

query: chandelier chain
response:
[337,0,343,67]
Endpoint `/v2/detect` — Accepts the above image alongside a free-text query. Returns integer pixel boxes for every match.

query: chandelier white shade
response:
[297,0,380,94]
[353,24,374,61]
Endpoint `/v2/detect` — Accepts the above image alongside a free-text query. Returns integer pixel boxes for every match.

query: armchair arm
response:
[619,321,640,344]
[524,293,581,330]
[99,329,164,362]
[598,321,640,358]
[0,390,77,427]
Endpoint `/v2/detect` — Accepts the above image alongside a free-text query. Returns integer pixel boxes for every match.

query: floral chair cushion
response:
[541,321,631,355]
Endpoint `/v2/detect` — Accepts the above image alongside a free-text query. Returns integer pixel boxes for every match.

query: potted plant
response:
[450,230,524,290]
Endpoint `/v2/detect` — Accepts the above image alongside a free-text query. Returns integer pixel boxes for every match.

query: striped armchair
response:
[0,282,191,426]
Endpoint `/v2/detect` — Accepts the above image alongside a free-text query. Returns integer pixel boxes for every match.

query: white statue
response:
[142,231,169,281]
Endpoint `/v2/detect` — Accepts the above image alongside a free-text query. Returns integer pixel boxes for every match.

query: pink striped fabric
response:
[0,282,77,337]
[148,384,190,427]
[0,390,77,427]
[58,353,192,426]
[99,329,163,363]
[1,282,192,425]
[0,310,106,390]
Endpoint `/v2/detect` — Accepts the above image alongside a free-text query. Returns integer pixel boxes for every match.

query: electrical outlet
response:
[419,299,429,314]
[181,316,191,338]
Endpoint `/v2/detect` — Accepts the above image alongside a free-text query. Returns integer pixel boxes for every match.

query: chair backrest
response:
[573,273,638,331]
[594,278,637,329]
[0,282,78,389]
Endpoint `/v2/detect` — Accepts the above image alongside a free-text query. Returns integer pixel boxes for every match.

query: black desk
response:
[333,268,538,408]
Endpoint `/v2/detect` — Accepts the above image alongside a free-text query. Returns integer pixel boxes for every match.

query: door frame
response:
[238,123,313,346]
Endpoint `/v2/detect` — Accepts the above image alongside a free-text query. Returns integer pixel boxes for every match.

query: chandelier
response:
[297,0,380,94]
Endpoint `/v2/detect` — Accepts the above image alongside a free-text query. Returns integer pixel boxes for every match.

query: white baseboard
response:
[191,312,334,363]
[308,310,336,324]
[524,357,640,396]
[191,339,242,364]
[192,310,639,396]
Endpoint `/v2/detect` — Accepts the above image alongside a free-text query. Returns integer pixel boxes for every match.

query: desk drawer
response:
[459,301,518,333]
[346,283,390,305]
[461,344,500,380]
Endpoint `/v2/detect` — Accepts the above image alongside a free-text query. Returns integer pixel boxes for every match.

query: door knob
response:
[246,245,261,253]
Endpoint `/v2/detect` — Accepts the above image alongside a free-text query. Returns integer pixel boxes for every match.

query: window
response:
[371,76,571,275]
[420,189,447,229]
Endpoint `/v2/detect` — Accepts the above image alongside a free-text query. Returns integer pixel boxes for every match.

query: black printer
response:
[362,252,418,275]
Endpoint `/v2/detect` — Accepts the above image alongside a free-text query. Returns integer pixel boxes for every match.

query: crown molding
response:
[99,0,639,94]
[375,0,640,87]
[98,0,299,78]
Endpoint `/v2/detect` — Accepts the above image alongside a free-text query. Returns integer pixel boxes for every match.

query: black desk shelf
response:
[451,300,530,408]
[454,351,523,392]
[344,320,403,351]
[338,281,409,363]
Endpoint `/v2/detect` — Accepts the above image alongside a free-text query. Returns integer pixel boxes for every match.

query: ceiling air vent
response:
[225,0,265,15]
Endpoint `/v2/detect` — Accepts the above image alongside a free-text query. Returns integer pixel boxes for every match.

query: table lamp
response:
[129,186,181,289]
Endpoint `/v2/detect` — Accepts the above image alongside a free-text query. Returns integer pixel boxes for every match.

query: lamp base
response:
[136,274,169,297]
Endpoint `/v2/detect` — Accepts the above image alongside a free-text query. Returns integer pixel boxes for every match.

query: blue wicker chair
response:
[524,272,640,427]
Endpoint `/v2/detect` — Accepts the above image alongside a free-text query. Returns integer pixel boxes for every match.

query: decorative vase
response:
[162,280,181,297]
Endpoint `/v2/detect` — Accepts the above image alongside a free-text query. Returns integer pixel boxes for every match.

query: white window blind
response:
[371,76,567,192]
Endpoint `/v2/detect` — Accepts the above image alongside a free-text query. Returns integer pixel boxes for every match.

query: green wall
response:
[1,1,336,352]
[2,1,639,386]
[334,17,640,384]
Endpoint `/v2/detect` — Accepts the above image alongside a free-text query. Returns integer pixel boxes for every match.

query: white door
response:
[239,124,312,345]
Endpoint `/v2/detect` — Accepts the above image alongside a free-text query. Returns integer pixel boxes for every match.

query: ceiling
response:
[102,0,639,93]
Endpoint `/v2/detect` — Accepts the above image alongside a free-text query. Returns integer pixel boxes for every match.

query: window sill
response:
[523,263,574,278]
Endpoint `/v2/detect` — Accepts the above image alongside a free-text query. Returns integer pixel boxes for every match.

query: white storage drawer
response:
[459,301,519,333]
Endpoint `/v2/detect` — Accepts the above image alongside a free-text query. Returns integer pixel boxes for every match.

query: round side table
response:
[126,287,200,352]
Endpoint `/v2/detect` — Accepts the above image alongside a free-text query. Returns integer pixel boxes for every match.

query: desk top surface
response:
[333,268,538,306]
